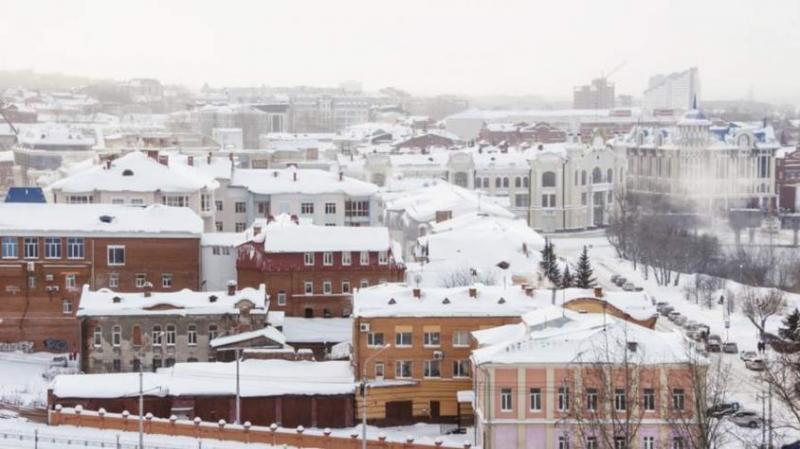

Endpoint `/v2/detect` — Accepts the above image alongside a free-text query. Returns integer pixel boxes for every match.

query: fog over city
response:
[1,0,799,103]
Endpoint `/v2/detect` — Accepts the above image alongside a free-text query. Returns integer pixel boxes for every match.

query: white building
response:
[642,67,700,112]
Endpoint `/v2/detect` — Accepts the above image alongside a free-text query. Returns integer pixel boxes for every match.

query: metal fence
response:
[0,429,279,449]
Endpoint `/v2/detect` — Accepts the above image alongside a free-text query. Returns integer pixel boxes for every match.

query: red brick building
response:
[479,122,567,146]
[236,217,405,318]
[0,204,203,351]
[393,131,460,151]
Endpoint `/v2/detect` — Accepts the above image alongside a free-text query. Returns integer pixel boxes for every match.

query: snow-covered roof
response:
[383,182,513,223]
[17,124,95,147]
[472,307,693,365]
[50,359,355,398]
[76,284,267,317]
[231,168,377,197]
[49,151,218,193]
[201,232,247,247]
[255,219,392,253]
[563,289,657,321]
[209,326,285,348]
[281,317,353,343]
[353,283,541,318]
[0,203,203,236]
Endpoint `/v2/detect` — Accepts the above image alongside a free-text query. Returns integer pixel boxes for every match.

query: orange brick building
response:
[0,204,203,351]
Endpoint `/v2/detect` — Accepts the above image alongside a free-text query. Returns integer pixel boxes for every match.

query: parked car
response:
[611,274,621,284]
[745,359,766,371]
[686,330,703,341]
[634,286,644,292]
[674,315,688,326]
[707,401,740,418]
[622,282,636,291]
[740,351,758,362]
[660,306,675,316]
[0,409,19,420]
[656,301,669,311]
[781,440,800,449]
[723,342,739,354]
[614,277,627,287]
[695,343,708,356]
[729,410,762,428]
[684,321,699,331]
[668,311,681,321]
[50,356,68,367]
[706,336,722,352]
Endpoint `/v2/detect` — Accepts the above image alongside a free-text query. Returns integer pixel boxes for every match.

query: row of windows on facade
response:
[1,237,87,260]
[555,434,688,449]
[290,277,378,302]
[498,385,686,413]
[303,251,388,266]
[93,323,219,348]
[472,176,530,190]
[631,155,771,180]
[67,194,213,212]
[376,359,471,379]
[20,270,169,291]
[537,190,614,209]
[232,200,370,217]
[367,329,471,348]
[102,356,191,373]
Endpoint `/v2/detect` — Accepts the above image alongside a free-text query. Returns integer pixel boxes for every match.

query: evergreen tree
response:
[539,239,553,273]
[780,308,800,341]
[561,265,574,289]
[574,246,597,289]
[546,242,561,286]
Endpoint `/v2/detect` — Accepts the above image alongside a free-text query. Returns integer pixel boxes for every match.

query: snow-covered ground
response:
[0,352,68,408]
[552,231,800,447]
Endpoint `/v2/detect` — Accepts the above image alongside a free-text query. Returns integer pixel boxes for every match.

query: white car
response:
[729,410,762,428]
[740,350,758,362]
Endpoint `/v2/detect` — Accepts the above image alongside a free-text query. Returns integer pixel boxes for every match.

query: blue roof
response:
[4,187,46,203]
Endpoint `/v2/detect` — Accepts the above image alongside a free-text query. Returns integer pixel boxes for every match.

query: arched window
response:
[495,177,501,188]
[165,324,176,346]
[93,326,102,347]
[514,177,521,188]
[152,325,163,345]
[503,177,509,188]
[607,168,613,183]
[542,171,556,188]
[112,325,121,347]
[581,170,587,185]
[523,177,529,188]
[592,167,602,184]
[482,178,489,188]
[574,171,579,185]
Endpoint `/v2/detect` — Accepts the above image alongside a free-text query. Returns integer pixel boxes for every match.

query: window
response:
[672,388,685,411]
[67,195,91,204]
[514,194,530,208]
[586,388,598,411]
[541,194,556,208]
[344,200,369,217]
[135,274,147,288]
[586,437,597,449]
[360,251,369,265]
[152,325,163,345]
[215,201,223,212]
[375,362,385,378]
[592,167,602,184]
[453,360,470,378]
[65,274,76,289]
[323,281,332,294]
[166,324,176,346]
[62,299,72,314]
[607,168,614,183]
[301,202,314,215]
[1,237,17,259]
[395,331,412,347]
[325,202,336,214]
[530,388,542,411]
[277,290,287,306]
[215,222,223,232]
[235,222,246,232]
[107,245,125,266]
[643,436,655,449]
[542,171,556,187]
[495,177,501,188]
[515,177,521,188]
[110,198,124,205]
[201,194,211,212]
[615,388,627,411]
[423,331,440,347]
[558,435,569,449]
[614,438,626,449]
[423,360,441,378]
[500,388,513,412]
[672,437,685,449]
[44,238,61,259]
[113,359,122,372]
[161,273,172,288]
[132,326,142,346]
[23,238,38,259]
[165,358,175,368]
[503,177,509,188]
[341,280,351,294]
[581,170,587,185]
[367,332,384,347]
[378,251,388,265]
[109,273,119,288]
[93,326,102,347]
[452,330,470,347]
[112,325,121,347]
[130,198,144,206]
[523,176,529,188]
[558,386,570,411]
[323,252,333,266]
[304,252,315,266]
[162,195,189,207]
[208,324,218,341]
[581,192,587,206]
[341,251,352,265]
[360,279,369,288]
[153,356,162,370]
[304,281,313,295]
[235,202,246,213]
[187,324,197,346]
[67,238,84,259]
[643,388,655,411]
[27,276,35,289]
[395,361,412,378]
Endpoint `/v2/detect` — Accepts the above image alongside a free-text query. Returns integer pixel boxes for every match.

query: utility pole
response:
[768,382,773,449]
[235,348,241,425]
[139,361,144,449]
[362,344,391,449]
[758,391,766,448]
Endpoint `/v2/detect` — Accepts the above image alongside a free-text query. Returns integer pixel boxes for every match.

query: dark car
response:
[782,440,800,449]
[707,401,740,418]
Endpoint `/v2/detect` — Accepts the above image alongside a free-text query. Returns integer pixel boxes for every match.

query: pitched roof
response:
[231,168,377,197]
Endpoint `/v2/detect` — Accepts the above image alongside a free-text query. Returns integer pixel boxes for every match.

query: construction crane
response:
[601,60,627,82]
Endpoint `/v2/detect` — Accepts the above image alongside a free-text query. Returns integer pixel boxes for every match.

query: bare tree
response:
[438,266,497,288]
[741,287,786,338]
[760,349,800,434]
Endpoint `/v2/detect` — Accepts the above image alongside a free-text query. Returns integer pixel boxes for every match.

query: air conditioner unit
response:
[45,274,54,282]
[26,262,35,272]
[359,323,370,333]
[433,351,444,360]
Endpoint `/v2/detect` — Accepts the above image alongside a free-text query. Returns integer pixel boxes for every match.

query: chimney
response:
[468,287,477,298]
[525,287,534,297]
[290,214,299,225]
[147,150,158,160]
[293,171,298,182]
[252,224,262,236]
[228,152,234,162]
[143,282,153,298]
[104,160,111,169]
[594,287,604,298]
[207,152,212,164]
[227,280,237,296]
[435,210,452,223]
[187,156,194,166]
[627,341,638,353]
[158,155,169,166]
[267,214,275,224]
[412,288,421,299]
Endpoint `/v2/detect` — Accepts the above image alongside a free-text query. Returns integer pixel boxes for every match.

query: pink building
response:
[471,307,701,449]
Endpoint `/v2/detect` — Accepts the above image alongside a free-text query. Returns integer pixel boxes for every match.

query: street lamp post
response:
[362,343,391,449]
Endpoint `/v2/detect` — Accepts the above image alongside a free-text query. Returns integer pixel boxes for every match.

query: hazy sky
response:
[1,0,798,103]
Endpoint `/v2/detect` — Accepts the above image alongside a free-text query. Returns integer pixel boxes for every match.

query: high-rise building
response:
[573,78,615,109]
[642,67,700,112]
